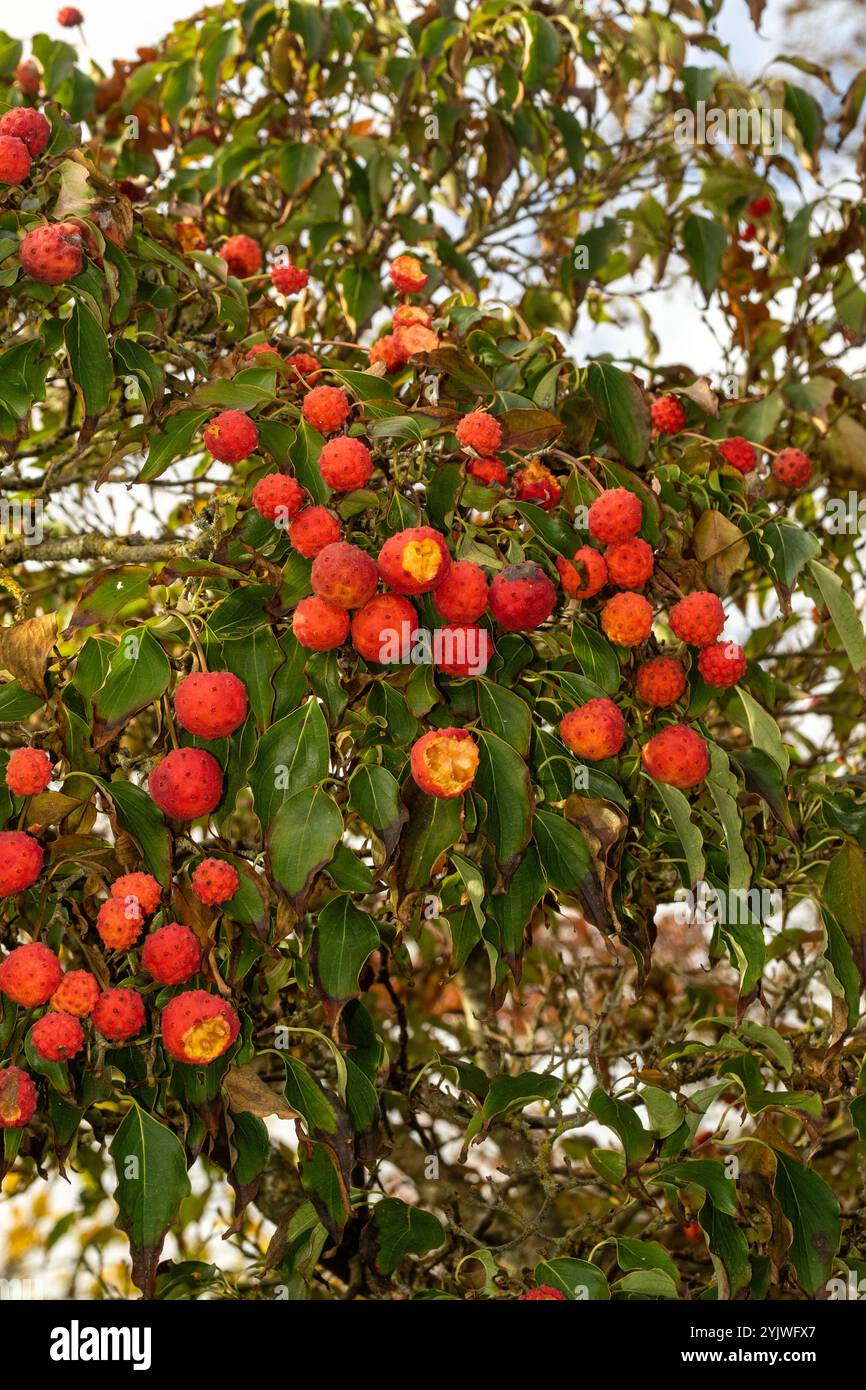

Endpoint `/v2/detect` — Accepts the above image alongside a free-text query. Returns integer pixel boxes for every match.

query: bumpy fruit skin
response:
[456,411,502,455]
[432,560,488,623]
[57,7,84,25]
[19,222,83,284]
[635,656,687,707]
[718,436,756,475]
[92,988,146,1044]
[191,858,239,905]
[51,970,99,1018]
[289,506,340,557]
[351,594,419,663]
[271,262,308,295]
[32,1011,84,1062]
[286,352,319,379]
[601,592,654,647]
[605,537,654,589]
[394,322,439,355]
[5,747,51,796]
[311,541,378,609]
[772,447,812,488]
[411,728,479,798]
[518,1286,567,1301]
[0,108,51,156]
[0,136,32,184]
[0,1067,37,1128]
[651,395,686,434]
[244,343,279,362]
[394,304,432,330]
[389,254,428,293]
[378,526,451,595]
[0,831,43,896]
[369,335,408,372]
[148,748,223,820]
[698,641,747,688]
[293,595,350,650]
[587,488,642,544]
[220,234,262,278]
[435,624,492,677]
[174,671,248,739]
[251,471,303,523]
[318,437,372,491]
[302,386,350,434]
[514,460,561,510]
[556,546,607,600]
[0,942,62,1005]
[489,562,556,632]
[467,455,507,487]
[110,872,161,916]
[14,61,41,97]
[560,699,626,760]
[669,591,725,647]
[203,410,258,464]
[641,724,709,789]
[96,895,144,950]
[161,990,240,1065]
[142,924,202,985]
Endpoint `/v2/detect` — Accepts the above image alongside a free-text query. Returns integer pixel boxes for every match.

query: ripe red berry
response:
[251,471,304,523]
[318,437,372,491]
[393,322,439,355]
[456,411,502,455]
[288,506,340,557]
[50,970,99,1018]
[514,460,561,510]
[467,455,507,487]
[394,304,432,330]
[190,858,239,906]
[92,987,146,1043]
[411,728,479,798]
[161,990,240,1064]
[0,941,62,1006]
[697,641,747,688]
[286,352,319,380]
[220,234,262,278]
[351,594,419,663]
[96,895,144,951]
[32,1011,84,1062]
[109,872,161,917]
[434,624,492,678]
[0,831,43,896]
[651,395,686,435]
[718,436,756,475]
[0,108,51,157]
[600,592,653,647]
[302,386,351,434]
[641,724,709,789]
[57,7,84,26]
[270,262,308,295]
[0,1067,37,1129]
[148,748,224,821]
[489,562,556,632]
[14,61,41,97]
[293,595,350,650]
[389,254,428,294]
[142,923,202,985]
[556,546,608,600]
[378,526,451,595]
[0,136,32,184]
[518,1286,567,1301]
[772,448,812,488]
[604,537,654,589]
[19,222,84,284]
[432,560,489,623]
[369,335,409,373]
[5,747,51,797]
[560,699,626,760]
[669,592,725,647]
[747,195,773,218]
[311,541,378,609]
[635,656,687,707]
[587,488,642,544]
[174,671,248,739]
[244,343,280,362]
[203,410,259,464]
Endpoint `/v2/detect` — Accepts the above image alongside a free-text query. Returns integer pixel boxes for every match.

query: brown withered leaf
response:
[693,510,749,594]
[0,613,58,695]
[25,792,82,828]
[223,1064,299,1121]
[680,376,719,418]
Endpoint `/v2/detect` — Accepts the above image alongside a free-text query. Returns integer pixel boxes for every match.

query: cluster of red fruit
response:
[650,395,812,489]
[0,106,51,188]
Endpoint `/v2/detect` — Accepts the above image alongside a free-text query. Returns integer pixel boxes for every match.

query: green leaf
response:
[65,301,113,416]
[267,786,343,908]
[655,1158,737,1216]
[586,363,649,467]
[101,779,172,885]
[395,779,463,894]
[707,745,750,893]
[683,214,727,298]
[571,622,621,694]
[784,82,824,155]
[348,764,402,831]
[371,1198,445,1275]
[338,265,381,333]
[475,679,531,755]
[93,629,171,738]
[615,1236,679,1283]
[589,1088,654,1168]
[652,782,706,886]
[139,410,210,482]
[809,560,866,674]
[481,1070,562,1124]
[522,12,561,90]
[315,895,379,1002]
[249,700,330,828]
[534,1257,609,1301]
[773,1149,840,1294]
[110,1105,190,1296]
[279,142,324,195]
[699,1200,751,1299]
[474,730,533,867]
[823,843,866,954]
[533,808,606,929]
[735,688,789,776]
[0,682,44,722]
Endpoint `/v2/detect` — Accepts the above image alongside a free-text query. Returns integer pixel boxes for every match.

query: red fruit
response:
[518,1286,567,1301]
[141,923,202,985]
[556,546,607,600]
[514,460,561,510]
[57,7,84,25]
[14,61,41,97]
[489,562,556,632]
[410,727,479,798]
[19,221,83,284]
[244,343,280,362]
[302,386,351,434]
[0,831,43,895]
[318,437,372,491]
[772,447,812,488]
[174,671,248,739]
[5,747,51,796]
[0,136,32,184]
[270,262,308,295]
[467,455,507,487]
[251,471,303,522]
[369,335,409,373]
[293,595,350,650]
[669,592,725,647]
[203,410,259,464]
[641,724,709,789]
[456,411,502,455]
[683,1221,704,1243]
[635,656,687,708]
[161,990,240,1064]
[651,395,686,435]
[148,748,223,821]
[96,895,144,951]
[50,970,99,1018]
[560,699,626,760]
[747,195,773,218]
[393,304,432,330]
[697,641,747,688]
[109,872,162,917]
[311,541,378,609]
[605,537,654,589]
[0,108,51,157]
[288,506,340,557]
[0,1067,37,1129]
[378,526,451,596]
[587,488,643,544]
[432,560,489,623]
[393,322,439,355]
[220,234,262,278]
[190,858,239,906]
[434,624,492,677]
[600,592,654,647]
[32,1011,83,1062]
[351,594,419,663]
[389,254,428,294]
[286,352,320,379]
[0,942,62,1006]
[740,222,757,242]
[718,436,756,475]
[92,987,146,1043]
